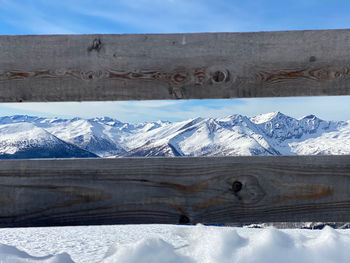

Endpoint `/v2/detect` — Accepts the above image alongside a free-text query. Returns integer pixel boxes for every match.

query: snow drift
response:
[2,225,350,263]
[102,225,350,263]
[0,243,73,263]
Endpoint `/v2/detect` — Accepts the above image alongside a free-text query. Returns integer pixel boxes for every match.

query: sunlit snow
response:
[1,112,350,158]
[0,225,350,263]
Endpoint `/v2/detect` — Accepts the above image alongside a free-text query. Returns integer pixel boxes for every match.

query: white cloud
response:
[3,96,350,123]
[230,96,350,121]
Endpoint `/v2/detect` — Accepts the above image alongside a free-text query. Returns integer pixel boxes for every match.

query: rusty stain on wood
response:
[255,67,348,84]
[0,68,198,83]
[113,178,207,192]
[194,67,206,86]
[2,66,347,86]
[193,195,230,212]
[280,184,333,202]
[6,71,30,79]
[157,181,208,192]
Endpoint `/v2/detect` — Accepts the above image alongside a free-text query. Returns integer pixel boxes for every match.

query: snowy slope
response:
[0,112,350,158]
[0,123,97,159]
[122,112,350,157]
[1,224,350,263]
[251,112,350,155]
[0,243,73,263]
[43,118,126,157]
[123,116,277,157]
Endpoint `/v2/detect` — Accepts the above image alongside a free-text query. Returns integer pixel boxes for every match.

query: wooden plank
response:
[1,155,350,227]
[2,30,350,102]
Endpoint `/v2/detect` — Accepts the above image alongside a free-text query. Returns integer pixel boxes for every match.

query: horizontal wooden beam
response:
[1,155,350,227]
[1,30,350,102]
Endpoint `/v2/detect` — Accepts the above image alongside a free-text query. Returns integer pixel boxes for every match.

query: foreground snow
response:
[0,225,350,263]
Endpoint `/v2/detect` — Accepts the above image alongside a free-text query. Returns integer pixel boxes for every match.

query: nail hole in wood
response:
[212,71,226,83]
[179,215,190,224]
[232,181,242,193]
[309,56,316,62]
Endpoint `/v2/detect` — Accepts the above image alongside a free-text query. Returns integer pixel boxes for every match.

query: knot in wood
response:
[232,181,242,193]
[179,214,190,224]
[309,56,316,62]
[88,38,102,52]
[212,70,227,83]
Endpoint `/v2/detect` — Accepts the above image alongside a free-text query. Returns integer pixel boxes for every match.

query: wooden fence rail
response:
[2,29,350,102]
[1,29,350,226]
[1,156,350,227]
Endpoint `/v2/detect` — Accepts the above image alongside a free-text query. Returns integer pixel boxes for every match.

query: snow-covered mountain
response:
[0,122,97,159]
[0,112,349,159]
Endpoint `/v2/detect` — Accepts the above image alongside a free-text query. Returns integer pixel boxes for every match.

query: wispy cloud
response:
[2,0,350,35]
[0,0,262,34]
[1,1,350,122]
[3,96,350,123]
[0,0,77,34]
[61,0,260,33]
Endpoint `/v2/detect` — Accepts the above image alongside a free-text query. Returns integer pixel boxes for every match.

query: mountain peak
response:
[298,114,319,120]
[0,113,348,159]
[250,111,287,124]
[91,116,116,122]
[89,117,124,127]
[224,114,246,120]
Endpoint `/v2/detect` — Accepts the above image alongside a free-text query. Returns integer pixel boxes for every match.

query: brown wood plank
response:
[1,155,350,227]
[2,30,350,102]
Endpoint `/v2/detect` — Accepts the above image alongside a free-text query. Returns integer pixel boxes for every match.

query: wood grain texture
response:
[2,30,350,102]
[1,156,350,227]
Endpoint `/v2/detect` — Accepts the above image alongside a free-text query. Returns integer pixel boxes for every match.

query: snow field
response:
[0,224,350,263]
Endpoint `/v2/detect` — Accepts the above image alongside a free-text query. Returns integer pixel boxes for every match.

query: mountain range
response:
[0,112,349,159]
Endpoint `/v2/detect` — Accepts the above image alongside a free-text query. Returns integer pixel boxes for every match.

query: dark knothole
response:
[88,38,102,52]
[309,56,316,62]
[212,70,226,83]
[232,181,243,193]
[179,215,190,224]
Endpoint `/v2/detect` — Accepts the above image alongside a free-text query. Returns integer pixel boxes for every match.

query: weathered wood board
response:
[2,30,350,102]
[1,30,350,227]
[1,156,350,227]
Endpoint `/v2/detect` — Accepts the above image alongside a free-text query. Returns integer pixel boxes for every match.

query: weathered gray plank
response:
[2,30,350,102]
[1,155,350,227]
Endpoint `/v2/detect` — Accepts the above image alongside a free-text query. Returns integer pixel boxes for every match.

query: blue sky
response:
[1,0,350,122]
